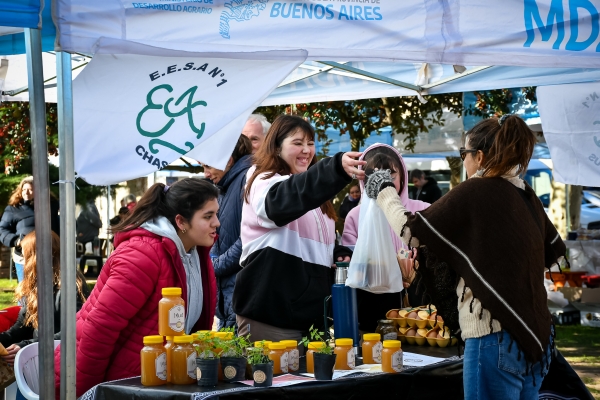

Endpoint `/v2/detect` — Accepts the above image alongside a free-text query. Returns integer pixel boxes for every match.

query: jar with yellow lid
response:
[362,333,382,364]
[171,335,196,384]
[306,342,325,373]
[382,340,403,373]
[254,341,272,355]
[334,338,355,370]
[159,287,185,337]
[141,335,167,386]
[165,336,174,383]
[280,340,299,372]
[268,343,288,374]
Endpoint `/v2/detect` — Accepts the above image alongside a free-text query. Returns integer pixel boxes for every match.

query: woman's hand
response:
[341,152,366,180]
[397,248,418,288]
[3,344,20,365]
[364,169,394,199]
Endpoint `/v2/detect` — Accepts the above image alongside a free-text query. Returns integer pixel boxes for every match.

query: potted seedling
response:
[218,327,250,382]
[194,331,221,387]
[246,341,273,387]
[300,325,336,380]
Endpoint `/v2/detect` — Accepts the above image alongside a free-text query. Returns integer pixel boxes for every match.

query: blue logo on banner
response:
[220,0,268,39]
[524,0,600,52]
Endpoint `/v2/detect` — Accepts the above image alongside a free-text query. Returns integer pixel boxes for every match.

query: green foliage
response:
[463,87,537,118]
[219,327,251,358]
[193,332,223,359]
[246,342,271,365]
[0,102,58,168]
[300,325,333,355]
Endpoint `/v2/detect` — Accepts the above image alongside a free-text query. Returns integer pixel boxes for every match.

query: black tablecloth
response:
[80,346,464,400]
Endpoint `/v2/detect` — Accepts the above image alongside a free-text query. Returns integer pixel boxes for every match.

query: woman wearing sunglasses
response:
[364,115,566,399]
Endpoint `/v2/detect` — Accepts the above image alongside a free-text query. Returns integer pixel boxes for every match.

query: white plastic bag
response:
[346,195,404,293]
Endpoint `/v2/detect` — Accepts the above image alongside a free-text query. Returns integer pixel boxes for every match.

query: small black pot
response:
[220,356,247,382]
[251,361,274,387]
[313,352,337,381]
[196,358,219,387]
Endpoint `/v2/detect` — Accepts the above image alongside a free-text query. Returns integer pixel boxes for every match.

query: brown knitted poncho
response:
[405,177,565,364]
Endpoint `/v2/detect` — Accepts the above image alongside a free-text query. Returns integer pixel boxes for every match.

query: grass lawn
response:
[556,325,600,399]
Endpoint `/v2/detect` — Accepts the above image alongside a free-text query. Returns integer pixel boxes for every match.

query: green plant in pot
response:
[300,325,336,380]
[193,332,222,387]
[246,341,274,387]
[218,327,250,382]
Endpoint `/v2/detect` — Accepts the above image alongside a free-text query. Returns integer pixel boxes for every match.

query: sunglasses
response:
[459,147,477,161]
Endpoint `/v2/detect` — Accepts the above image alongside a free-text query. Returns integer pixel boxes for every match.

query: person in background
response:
[233,115,363,343]
[242,113,271,154]
[124,194,137,211]
[55,178,218,397]
[338,183,361,219]
[410,169,442,203]
[0,176,60,282]
[76,198,102,252]
[1,231,89,364]
[367,115,563,399]
[341,143,429,332]
[202,135,253,330]
[110,207,130,227]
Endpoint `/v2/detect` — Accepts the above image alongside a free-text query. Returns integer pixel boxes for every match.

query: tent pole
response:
[24,27,55,400]
[107,185,111,256]
[57,51,77,400]
[317,61,422,92]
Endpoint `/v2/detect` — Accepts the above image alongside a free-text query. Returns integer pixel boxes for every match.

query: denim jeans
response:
[463,330,551,400]
[14,262,24,283]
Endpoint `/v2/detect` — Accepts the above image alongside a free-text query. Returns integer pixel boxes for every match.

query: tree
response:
[0,102,58,172]
[257,94,463,154]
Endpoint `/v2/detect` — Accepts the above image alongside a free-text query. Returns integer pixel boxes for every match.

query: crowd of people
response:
[0,112,565,400]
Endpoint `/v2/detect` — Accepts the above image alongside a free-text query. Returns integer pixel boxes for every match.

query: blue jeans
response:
[463,330,551,400]
[14,262,24,282]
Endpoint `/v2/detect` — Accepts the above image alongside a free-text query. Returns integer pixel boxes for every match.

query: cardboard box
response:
[571,302,600,327]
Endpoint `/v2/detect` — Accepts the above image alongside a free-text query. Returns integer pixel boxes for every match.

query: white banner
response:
[73,41,306,185]
[537,82,600,186]
[55,0,600,67]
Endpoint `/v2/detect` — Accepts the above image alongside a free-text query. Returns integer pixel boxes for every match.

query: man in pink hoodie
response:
[341,143,430,332]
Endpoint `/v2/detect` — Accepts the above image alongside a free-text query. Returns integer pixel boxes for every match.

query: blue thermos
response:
[332,262,360,352]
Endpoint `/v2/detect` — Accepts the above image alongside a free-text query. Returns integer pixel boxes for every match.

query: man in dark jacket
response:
[206,136,253,329]
[410,169,442,203]
[76,201,102,248]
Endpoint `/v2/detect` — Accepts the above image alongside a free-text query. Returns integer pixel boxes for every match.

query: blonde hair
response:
[15,231,87,329]
[8,176,33,207]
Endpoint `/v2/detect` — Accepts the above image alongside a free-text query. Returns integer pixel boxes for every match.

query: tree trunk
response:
[549,181,567,239]
[569,185,583,231]
[446,157,462,190]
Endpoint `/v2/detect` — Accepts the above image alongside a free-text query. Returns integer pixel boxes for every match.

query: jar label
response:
[347,348,355,369]
[280,352,289,373]
[383,332,397,340]
[372,342,383,363]
[155,352,167,380]
[224,365,237,379]
[391,350,403,372]
[288,349,299,371]
[187,353,197,379]
[169,305,185,332]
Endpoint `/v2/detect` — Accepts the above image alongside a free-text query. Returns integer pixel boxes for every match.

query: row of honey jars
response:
[158,288,185,337]
[266,340,300,374]
[142,335,198,386]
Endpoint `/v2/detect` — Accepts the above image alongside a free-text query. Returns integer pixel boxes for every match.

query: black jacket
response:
[76,202,102,243]
[210,154,252,328]
[338,195,360,219]
[0,271,90,348]
[0,199,60,254]
[416,177,442,204]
